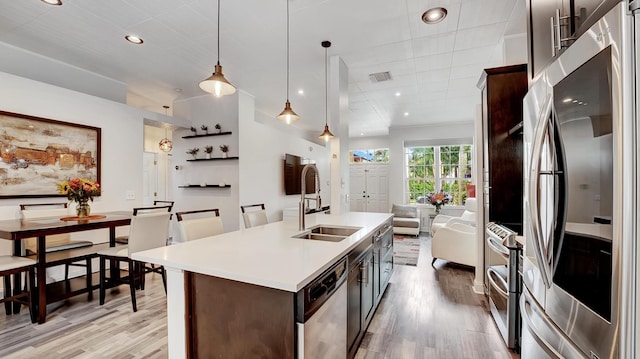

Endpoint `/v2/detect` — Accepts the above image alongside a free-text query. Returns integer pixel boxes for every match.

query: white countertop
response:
[132,212,392,292]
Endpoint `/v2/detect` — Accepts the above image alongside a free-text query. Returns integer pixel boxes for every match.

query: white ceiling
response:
[0,0,526,137]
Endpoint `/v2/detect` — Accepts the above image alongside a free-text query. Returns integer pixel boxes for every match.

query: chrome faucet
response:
[299,164,321,230]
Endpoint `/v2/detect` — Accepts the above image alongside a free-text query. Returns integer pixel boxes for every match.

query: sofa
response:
[391,204,420,236]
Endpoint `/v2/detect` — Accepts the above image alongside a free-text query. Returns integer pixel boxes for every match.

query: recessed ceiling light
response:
[360,133,364,136]
[395,92,401,97]
[572,99,578,103]
[298,89,304,95]
[422,7,447,24]
[125,35,144,44]
[404,112,409,116]
[174,88,183,93]
[562,97,573,103]
[41,0,62,5]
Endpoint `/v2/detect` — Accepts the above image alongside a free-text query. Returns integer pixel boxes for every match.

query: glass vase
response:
[76,198,91,217]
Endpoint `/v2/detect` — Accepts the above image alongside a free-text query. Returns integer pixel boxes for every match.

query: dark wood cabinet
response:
[527,0,618,79]
[478,64,528,235]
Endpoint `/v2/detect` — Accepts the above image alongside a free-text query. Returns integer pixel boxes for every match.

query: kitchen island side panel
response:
[187,272,295,358]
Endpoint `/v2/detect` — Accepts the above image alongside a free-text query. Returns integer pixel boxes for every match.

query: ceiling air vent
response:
[368,71,392,83]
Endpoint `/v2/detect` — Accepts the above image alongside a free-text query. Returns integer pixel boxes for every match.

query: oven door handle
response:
[486,267,509,299]
[486,234,509,258]
[529,94,554,288]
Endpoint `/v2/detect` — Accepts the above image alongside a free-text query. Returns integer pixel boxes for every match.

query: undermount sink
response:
[309,225,361,237]
[292,225,362,242]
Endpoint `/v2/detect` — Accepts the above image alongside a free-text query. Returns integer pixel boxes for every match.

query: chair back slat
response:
[133,205,172,216]
[153,200,175,211]
[240,203,265,213]
[176,208,219,222]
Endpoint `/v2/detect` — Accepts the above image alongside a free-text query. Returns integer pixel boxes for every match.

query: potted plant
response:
[215,123,222,133]
[219,144,229,158]
[190,126,197,135]
[204,145,213,159]
[186,147,199,159]
[201,125,208,134]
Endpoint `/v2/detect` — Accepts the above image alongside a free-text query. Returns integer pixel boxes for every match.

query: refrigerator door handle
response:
[520,292,563,359]
[529,94,554,288]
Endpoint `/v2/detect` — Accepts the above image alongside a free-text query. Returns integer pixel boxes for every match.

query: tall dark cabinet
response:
[477,64,528,235]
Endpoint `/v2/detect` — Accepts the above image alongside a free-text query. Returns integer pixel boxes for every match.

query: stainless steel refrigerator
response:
[521,2,637,358]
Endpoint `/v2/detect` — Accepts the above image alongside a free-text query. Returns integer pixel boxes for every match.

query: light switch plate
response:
[126,191,135,200]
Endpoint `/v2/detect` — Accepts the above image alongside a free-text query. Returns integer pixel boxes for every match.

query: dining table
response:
[0,211,131,323]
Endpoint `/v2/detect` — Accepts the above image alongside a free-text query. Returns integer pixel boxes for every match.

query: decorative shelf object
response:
[182,131,232,139]
[186,156,238,162]
[178,185,231,188]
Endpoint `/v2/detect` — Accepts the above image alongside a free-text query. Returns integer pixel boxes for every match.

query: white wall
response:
[238,91,330,225]
[171,93,241,236]
[360,122,476,207]
[0,71,188,284]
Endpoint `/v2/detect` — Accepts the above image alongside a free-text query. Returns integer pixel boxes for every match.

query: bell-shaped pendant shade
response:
[277,100,300,124]
[319,124,334,142]
[199,63,236,97]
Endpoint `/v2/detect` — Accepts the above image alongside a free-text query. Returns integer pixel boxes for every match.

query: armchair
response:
[431,222,477,268]
[431,197,477,236]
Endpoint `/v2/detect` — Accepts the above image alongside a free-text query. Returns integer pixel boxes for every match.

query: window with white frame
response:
[349,148,389,163]
[405,145,473,206]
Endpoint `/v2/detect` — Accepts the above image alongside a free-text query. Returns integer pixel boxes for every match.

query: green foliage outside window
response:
[406,145,473,206]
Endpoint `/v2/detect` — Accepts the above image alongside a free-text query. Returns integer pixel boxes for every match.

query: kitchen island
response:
[133,211,393,358]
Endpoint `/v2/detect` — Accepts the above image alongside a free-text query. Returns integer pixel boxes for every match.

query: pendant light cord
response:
[325,46,328,126]
[217,0,221,65]
[286,0,290,101]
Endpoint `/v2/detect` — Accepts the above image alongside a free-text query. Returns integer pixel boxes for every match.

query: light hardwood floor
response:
[0,236,519,358]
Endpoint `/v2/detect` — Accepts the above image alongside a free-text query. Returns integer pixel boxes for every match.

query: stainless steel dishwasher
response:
[296,256,348,359]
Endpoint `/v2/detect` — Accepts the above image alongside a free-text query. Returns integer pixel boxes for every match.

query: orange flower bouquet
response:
[426,191,450,214]
[57,178,101,217]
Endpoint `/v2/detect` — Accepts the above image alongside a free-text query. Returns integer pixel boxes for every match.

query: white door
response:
[349,165,366,212]
[142,152,158,206]
[365,164,389,213]
[349,163,389,213]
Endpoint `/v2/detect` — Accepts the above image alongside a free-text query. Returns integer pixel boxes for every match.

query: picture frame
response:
[0,110,101,198]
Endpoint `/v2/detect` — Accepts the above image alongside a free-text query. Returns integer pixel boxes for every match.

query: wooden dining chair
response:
[1,254,37,323]
[98,211,171,312]
[20,203,95,298]
[115,200,175,244]
[240,203,268,228]
[176,209,224,242]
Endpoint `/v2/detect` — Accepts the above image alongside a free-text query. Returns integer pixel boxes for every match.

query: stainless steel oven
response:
[486,222,522,352]
[521,3,636,358]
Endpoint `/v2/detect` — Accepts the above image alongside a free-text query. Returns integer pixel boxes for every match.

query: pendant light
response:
[199,0,236,97]
[319,41,334,142]
[159,106,173,153]
[276,0,299,124]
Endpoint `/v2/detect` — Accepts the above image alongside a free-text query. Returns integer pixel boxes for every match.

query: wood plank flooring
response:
[356,235,519,359]
[0,235,519,358]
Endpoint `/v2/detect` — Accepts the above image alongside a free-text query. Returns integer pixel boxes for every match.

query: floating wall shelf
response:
[186,156,239,162]
[182,131,232,139]
[178,185,231,188]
